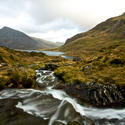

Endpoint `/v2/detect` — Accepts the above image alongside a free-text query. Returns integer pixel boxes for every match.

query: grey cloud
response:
[1,0,124,42]
[19,18,81,34]
[0,0,91,31]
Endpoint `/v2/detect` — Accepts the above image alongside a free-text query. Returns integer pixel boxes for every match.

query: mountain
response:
[32,37,63,49]
[55,42,64,46]
[54,12,125,86]
[59,12,125,56]
[0,26,61,49]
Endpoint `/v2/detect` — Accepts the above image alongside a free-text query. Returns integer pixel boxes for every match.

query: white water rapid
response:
[0,70,125,125]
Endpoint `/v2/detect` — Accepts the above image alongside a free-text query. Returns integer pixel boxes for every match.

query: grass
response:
[2,13,125,88]
[1,45,125,88]
[0,46,74,89]
[50,13,125,86]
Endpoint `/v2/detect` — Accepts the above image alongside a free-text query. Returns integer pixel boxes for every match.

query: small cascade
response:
[0,70,125,125]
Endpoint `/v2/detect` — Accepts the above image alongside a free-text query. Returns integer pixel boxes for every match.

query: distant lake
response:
[42,51,64,56]
[20,50,73,59]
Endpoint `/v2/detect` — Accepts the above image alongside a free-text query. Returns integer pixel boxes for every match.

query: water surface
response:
[20,50,73,59]
[0,70,125,125]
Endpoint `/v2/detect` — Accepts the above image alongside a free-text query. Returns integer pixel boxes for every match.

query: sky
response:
[0,0,125,42]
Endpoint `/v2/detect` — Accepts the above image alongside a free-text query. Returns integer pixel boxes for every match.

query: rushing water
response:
[0,70,125,125]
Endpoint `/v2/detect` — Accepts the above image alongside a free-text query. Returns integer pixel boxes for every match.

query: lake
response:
[20,50,74,59]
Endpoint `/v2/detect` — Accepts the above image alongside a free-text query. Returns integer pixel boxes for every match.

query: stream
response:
[0,70,125,125]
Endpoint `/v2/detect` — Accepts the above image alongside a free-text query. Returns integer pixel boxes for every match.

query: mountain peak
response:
[2,26,11,30]
[0,27,61,49]
[1,26,17,32]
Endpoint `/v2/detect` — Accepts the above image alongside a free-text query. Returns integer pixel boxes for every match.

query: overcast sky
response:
[0,0,125,42]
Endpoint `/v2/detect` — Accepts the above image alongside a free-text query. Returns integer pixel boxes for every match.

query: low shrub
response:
[110,58,125,66]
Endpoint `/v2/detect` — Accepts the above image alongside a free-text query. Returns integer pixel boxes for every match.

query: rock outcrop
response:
[41,63,59,71]
[65,82,125,107]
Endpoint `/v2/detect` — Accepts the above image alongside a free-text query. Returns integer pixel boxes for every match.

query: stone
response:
[73,57,82,62]
[41,63,59,71]
[82,65,93,75]
[0,63,8,67]
[65,82,125,107]
[67,121,82,125]
[0,99,49,125]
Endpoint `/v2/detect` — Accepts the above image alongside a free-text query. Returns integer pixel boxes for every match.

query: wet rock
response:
[73,57,82,62]
[36,70,57,88]
[82,65,93,75]
[94,118,125,125]
[19,92,61,118]
[0,63,8,67]
[55,101,83,123]
[0,99,49,125]
[67,121,82,125]
[65,82,125,107]
[51,100,94,125]
[67,117,95,125]
[41,63,59,71]
[53,121,65,125]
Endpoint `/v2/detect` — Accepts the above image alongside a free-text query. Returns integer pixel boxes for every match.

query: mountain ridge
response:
[0,26,61,49]
[60,12,125,56]
[32,37,63,49]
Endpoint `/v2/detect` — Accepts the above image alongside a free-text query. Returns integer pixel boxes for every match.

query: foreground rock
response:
[64,82,125,107]
[0,99,49,125]
[0,88,95,125]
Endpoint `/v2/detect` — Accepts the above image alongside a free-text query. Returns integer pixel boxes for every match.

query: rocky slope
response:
[0,27,60,49]
[53,12,125,87]
[60,12,125,56]
[64,82,125,107]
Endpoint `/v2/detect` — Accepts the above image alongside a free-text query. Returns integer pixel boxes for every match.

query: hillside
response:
[53,12,125,86]
[0,46,69,89]
[0,27,60,49]
[32,37,63,49]
[59,12,125,57]
[1,13,125,87]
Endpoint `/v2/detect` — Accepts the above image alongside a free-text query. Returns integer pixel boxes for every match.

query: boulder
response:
[82,65,93,75]
[67,121,82,125]
[0,99,49,125]
[51,100,94,125]
[65,82,125,107]
[41,63,59,71]
[73,57,82,61]
[0,63,8,67]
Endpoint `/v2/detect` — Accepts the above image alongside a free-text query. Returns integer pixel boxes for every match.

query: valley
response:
[1,12,125,125]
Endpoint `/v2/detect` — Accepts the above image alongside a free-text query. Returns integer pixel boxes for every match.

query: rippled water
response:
[0,70,125,125]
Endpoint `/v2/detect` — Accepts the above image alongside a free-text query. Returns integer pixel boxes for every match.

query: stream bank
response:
[1,70,125,125]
